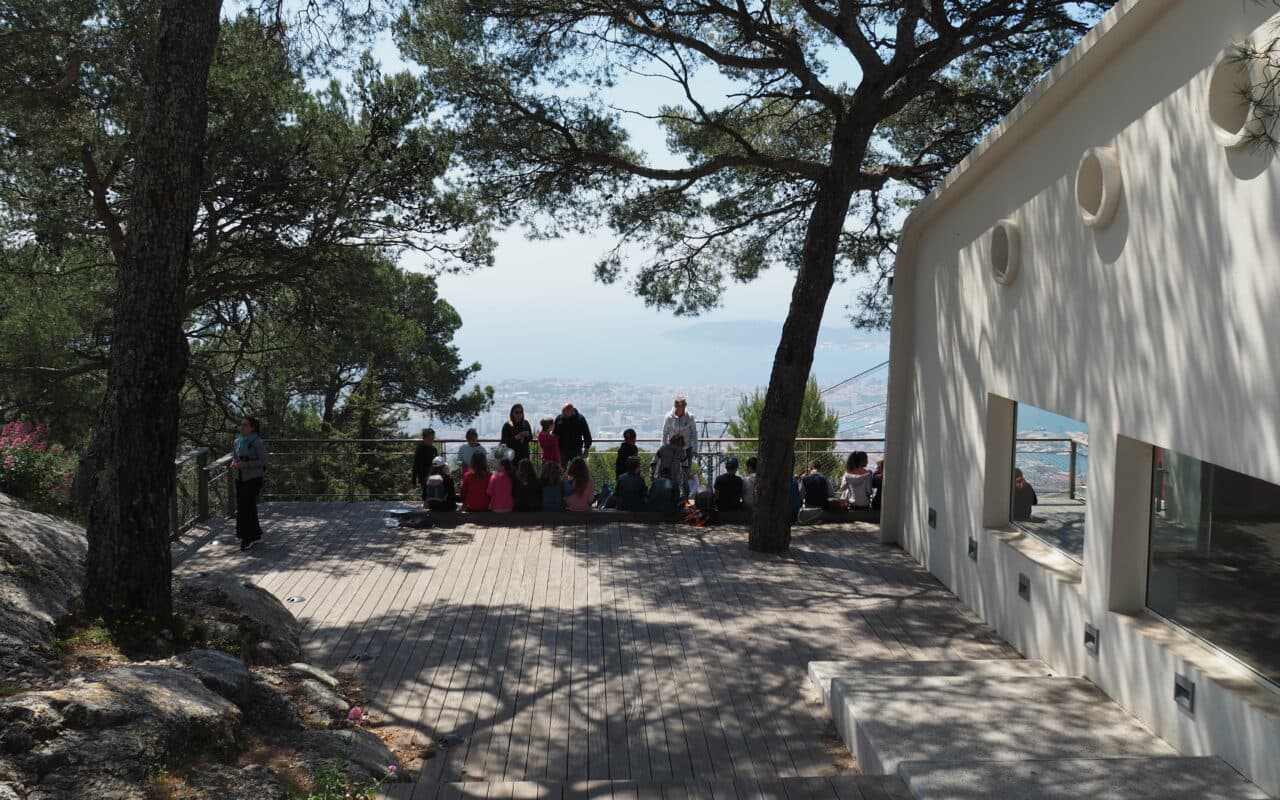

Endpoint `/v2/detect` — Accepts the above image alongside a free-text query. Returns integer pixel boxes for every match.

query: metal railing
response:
[176,435,1088,518]
[171,447,210,537]
[1014,437,1088,500]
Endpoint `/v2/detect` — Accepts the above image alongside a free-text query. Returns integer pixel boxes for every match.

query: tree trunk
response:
[83,0,223,622]
[749,176,855,553]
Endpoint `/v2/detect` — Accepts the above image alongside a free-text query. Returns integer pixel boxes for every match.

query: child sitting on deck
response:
[648,468,678,512]
[540,460,570,511]
[513,459,542,512]
[564,457,595,512]
[488,457,515,513]
[615,456,648,511]
[423,456,458,512]
[459,451,491,511]
[837,451,874,509]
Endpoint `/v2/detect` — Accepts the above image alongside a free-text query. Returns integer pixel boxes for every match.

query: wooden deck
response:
[176,503,1018,799]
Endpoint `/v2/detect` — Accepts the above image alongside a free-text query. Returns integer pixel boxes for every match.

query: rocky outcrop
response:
[172,649,251,705]
[0,496,86,681]
[0,663,241,798]
[169,763,288,800]
[174,577,302,665]
[0,500,404,799]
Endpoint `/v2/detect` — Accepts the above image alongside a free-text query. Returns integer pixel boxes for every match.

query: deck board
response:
[178,503,1019,795]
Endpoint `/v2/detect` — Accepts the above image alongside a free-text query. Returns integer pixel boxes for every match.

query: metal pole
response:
[1069,440,1078,501]
[169,466,180,538]
[196,448,210,522]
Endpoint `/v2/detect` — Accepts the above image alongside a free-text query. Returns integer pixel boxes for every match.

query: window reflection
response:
[1011,405,1088,562]
[1148,448,1280,685]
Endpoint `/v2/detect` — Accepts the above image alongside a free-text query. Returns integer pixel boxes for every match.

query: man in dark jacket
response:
[1013,468,1038,521]
[713,457,745,511]
[411,428,438,500]
[553,403,593,465]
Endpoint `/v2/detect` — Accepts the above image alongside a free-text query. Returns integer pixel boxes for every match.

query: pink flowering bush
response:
[0,420,76,510]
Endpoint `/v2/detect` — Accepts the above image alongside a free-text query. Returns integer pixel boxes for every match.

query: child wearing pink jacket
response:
[488,458,515,512]
[536,417,561,464]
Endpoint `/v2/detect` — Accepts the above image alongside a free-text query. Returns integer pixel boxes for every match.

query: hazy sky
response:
[371,19,880,387]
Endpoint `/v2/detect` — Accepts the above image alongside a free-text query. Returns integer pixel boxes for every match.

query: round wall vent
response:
[989,219,1021,286]
[1076,146,1122,229]
[1208,46,1265,148]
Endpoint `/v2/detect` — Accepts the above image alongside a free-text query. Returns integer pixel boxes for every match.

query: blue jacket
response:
[648,477,677,512]
[541,478,571,511]
[616,471,648,511]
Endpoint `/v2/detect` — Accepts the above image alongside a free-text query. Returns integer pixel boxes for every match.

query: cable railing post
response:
[196,448,210,522]
[348,439,357,502]
[169,462,180,538]
[1069,440,1078,500]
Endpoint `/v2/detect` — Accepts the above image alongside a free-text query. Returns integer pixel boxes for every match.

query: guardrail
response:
[1015,437,1088,500]
[176,435,1088,522]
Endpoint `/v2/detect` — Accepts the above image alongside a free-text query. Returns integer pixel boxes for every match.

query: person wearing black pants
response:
[231,416,268,551]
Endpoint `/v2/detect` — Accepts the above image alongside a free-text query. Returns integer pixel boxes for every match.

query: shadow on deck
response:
[174,503,1016,798]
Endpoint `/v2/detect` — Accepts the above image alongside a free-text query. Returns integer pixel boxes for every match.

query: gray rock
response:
[0,499,87,679]
[180,763,289,800]
[0,664,242,798]
[0,782,19,800]
[295,678,349,729]
[287,662,340,689]
[175,576,301,665]
[25,771,146,800]
[243,672,303,730]
[172,649,250,704]
[307,728,404,783]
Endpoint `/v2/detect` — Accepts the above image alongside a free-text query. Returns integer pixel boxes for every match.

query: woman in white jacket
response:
[837,451,875,509]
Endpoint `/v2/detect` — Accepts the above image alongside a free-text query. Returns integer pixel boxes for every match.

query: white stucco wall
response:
[883,0,1280,793]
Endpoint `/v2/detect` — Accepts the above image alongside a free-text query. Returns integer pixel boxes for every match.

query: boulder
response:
[294,678,349,730]
[242,672,303,731]
[286,662,340,689]
[0,498,87,679]
[174,576,301,665]
[0,664,241,797]
[172,650,250,705]
[176,763,288,800]
[306,727,404,783]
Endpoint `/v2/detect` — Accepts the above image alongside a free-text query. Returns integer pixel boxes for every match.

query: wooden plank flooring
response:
[177,504,1017,799]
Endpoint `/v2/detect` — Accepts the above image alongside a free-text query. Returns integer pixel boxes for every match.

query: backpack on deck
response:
[397,511,435,529]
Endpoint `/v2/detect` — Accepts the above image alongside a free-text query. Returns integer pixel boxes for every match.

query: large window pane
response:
[1011,404,1088,562]
[1148,448,1280,685]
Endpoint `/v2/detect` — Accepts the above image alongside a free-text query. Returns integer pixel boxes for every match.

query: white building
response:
[883,0,1280,794]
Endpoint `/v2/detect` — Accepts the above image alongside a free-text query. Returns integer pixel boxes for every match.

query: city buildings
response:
[883,0,1280,794]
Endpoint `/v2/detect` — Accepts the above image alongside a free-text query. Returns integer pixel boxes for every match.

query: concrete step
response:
[808,659,1056,707]
[899,756,1272,800]
[379,775,912,799]
[828,674,1176,776]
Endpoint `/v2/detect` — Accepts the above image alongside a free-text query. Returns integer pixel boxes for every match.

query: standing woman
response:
[230,416,268,551]
[500,404,534,463]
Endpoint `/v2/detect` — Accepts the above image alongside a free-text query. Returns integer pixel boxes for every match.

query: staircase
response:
[809,659,1273,800]
[382,775,913,798]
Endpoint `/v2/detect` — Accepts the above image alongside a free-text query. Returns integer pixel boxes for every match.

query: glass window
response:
[1148,448,1280,685]
[1011,404,1088,562]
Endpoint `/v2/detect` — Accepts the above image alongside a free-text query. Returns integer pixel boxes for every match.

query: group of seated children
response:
[414,424,882,517]
[610,453,756,513]
[421,453,599,513]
